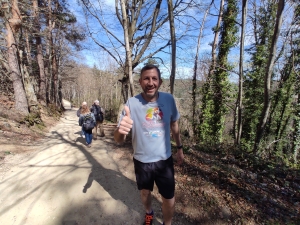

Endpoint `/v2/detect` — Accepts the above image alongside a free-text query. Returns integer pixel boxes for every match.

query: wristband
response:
[177,145,183,149]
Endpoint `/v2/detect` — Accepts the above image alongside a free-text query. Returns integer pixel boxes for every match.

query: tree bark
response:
[121,0,134,97]
[47,0,59,106]
[51,45,58,105]
[208,0,224,77]
[168,0,176,95]
[19,50,39,114]
[5,0,29,115]
[45,0,54,104]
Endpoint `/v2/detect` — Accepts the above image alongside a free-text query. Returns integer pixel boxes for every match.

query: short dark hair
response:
[140,64,161,79]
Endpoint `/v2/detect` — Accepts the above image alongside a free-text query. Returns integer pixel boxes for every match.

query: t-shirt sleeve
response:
[171,96,180,122]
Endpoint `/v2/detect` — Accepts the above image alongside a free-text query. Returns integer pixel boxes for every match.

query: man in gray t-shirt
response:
[114,64,184,225]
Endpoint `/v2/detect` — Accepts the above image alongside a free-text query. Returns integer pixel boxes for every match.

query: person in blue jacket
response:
[79,104,95,148]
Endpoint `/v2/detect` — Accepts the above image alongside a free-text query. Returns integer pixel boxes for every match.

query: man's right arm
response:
[77,107,81,117]
[113,105,133,144]
[114,128,127,144]
[79,115,83,126]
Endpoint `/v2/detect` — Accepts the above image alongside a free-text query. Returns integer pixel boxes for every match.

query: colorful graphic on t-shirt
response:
[143,130,164,137]
[142,107,165,133]
[145,107,163,122]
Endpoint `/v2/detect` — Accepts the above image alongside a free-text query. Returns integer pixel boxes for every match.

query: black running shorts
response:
[133,156,175,199]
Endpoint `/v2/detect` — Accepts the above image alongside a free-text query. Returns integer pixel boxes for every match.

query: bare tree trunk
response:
[208,0,224,77]
[120,0,134,98]
[51,45,58,105]
[23,29,39,114]
[235,0,248,145]
[47,0,58,106]
[57,53,63,109]
[192,1,213,137]
[254,0,285,151]
[167,0,176,95]
[19,50,39,114]
[45,0,54,104]
[5,0,29,115]
[33,0,47,105]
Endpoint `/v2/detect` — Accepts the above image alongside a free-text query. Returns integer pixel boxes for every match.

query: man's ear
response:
[159,79,163,86]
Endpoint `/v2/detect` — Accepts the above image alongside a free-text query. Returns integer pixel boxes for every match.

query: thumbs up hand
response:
[118,105,133,135]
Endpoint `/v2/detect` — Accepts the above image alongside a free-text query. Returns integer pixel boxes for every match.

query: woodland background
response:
[0,0,299,224]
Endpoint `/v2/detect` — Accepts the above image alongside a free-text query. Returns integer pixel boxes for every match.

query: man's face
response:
[139,68,162,102]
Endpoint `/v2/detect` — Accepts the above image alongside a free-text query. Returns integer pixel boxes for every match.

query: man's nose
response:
[148,78,154,85]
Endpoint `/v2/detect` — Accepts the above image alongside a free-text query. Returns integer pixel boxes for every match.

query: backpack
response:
[94,105,104,122]
[82,113,95,131]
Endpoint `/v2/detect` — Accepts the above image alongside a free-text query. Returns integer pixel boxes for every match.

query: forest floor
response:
[0,97,299,225]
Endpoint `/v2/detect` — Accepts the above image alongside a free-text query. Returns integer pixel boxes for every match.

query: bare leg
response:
[140,189,152,213]
[100,122,105,136]
[94,121,100,139]
[162,196,175,225]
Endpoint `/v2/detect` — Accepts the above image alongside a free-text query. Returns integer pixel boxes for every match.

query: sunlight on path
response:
[0,108,143,225]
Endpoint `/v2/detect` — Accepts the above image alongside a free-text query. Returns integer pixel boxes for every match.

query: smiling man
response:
[114,64,184,225]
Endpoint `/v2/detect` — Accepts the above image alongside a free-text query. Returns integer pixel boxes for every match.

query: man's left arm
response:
[79,115,83,126]
[170,120,184,165]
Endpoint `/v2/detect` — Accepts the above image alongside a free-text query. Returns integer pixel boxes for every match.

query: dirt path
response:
[0,104,194,225]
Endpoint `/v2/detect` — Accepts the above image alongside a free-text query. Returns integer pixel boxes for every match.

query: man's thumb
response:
[124,105,131,117]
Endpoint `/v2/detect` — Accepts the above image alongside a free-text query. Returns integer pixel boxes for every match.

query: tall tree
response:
[242,0,277,149]
[198,0,224,142]
[33,0,47,104]
[4,0,29,115]
[167,0,176,95]
[235,0,248,145]
[199,0,238,143]
[120,0,134,98]
[192,0,213,138]
[212,0,238,143]
[44,0,84,108]
[17,1,40,115]
[254,0,285,151]
[291,2,299,163]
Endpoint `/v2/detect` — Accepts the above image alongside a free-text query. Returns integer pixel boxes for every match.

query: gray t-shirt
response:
[119,92,180,163]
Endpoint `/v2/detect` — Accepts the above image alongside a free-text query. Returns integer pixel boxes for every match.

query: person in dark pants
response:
[114,64,184,225]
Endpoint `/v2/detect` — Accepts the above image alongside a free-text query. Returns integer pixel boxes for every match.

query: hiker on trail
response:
[90,100,105,139]
[77,101,87,138]
[77,101,87,117]
[114,64,184,225]
[79,104,96,148]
